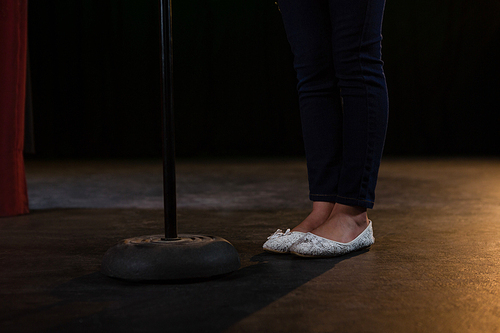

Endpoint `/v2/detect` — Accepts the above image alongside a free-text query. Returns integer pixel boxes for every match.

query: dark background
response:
[27,0,500,159]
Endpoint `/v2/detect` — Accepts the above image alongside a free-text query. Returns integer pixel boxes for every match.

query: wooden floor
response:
[1,158,500,332]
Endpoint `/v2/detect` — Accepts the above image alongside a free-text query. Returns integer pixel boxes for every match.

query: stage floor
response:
[1,158,500,332]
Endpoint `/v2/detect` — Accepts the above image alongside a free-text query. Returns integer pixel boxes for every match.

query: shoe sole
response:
[263,248,289,254]
[290,245,372,258]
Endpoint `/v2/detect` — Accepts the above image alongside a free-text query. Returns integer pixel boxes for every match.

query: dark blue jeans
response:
[278,0,388,209]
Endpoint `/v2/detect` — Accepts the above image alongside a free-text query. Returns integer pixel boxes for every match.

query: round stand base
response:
[101,234,240,281]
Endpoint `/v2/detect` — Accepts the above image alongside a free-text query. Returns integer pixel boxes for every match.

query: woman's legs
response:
[311,0,387,242]
[329,0,388,209]
[279,0,388,240]
[279,1,343,203]
[279,1,342,232]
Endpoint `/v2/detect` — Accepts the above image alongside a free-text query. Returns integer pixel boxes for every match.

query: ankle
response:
[311,201,335,219]
[292,201,335,233]
[332,204,369,227]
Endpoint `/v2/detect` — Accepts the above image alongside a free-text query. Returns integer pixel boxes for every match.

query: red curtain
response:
[0,0,29,217]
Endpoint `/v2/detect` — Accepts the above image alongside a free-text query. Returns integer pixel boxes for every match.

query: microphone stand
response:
[101,0,240,281]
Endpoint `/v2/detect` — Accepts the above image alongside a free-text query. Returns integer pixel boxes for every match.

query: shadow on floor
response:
[49,250,367,332]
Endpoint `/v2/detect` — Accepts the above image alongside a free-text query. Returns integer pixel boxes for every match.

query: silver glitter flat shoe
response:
[290,221,374,258]
[263,229,306,254]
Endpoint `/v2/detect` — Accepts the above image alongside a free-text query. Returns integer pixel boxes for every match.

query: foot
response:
[292,201,335,233]
[290,221,374,257]
[310,203,369,243]
[263,229,307,253]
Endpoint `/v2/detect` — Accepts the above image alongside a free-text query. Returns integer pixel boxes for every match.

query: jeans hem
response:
[310,194,374,209]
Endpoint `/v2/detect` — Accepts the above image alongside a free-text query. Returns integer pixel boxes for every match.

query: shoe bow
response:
[267,228,291,240]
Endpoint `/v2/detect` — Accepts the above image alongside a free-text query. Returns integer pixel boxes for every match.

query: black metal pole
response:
[160,0,177,240]
[101,0,240,281]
